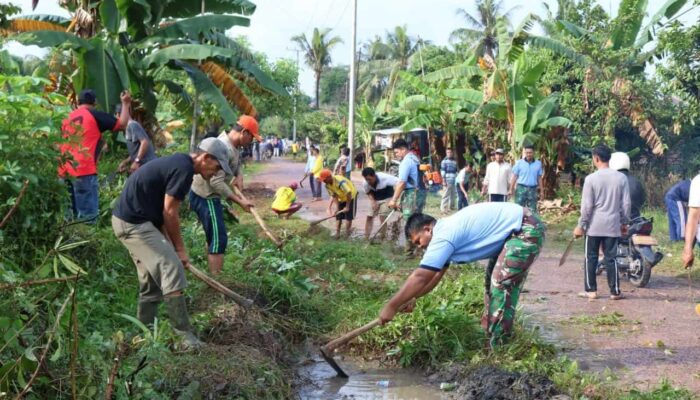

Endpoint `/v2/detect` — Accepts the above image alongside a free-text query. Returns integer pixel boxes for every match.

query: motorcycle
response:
[597,216,664,287]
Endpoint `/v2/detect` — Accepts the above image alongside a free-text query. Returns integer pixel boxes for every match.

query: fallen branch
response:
[0,275,79,291]
[15,288,74,400]
[0,180,29,229]
[186,264,254,309]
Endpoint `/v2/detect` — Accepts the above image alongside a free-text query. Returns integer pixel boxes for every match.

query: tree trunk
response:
[315,71,321,109]
[455,132,467,168]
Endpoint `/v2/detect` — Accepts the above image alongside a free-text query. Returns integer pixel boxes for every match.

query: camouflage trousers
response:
[515,184,538,210]
[481,208,545,347]
[400,189,417,219]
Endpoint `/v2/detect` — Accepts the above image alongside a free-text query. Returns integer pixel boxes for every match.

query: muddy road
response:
[249,157,700,394]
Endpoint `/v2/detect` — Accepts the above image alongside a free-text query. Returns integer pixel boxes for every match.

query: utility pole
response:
[347,0,358,168]
[286,47,301,143]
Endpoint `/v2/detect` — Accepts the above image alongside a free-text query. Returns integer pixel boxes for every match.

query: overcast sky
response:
[2,0,698,96]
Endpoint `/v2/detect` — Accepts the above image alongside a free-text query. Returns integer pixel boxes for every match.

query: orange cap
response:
[318,169,332,182]
[237,115,261,142]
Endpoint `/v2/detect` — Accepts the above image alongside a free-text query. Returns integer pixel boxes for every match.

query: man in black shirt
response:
[112,138,232,350]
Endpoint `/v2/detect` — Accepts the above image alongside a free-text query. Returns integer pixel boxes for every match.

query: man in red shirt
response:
[59,89,131,222]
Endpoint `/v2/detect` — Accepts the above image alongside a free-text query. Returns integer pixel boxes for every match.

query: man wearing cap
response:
[112,137,233,350]
[319,169,358,238]
[59,89,132,222]
[189,115,258,275]
[116,104,157,174]
[362,167,400,240]
[482,148,512,202]
[271,182,303,219]
[509,145,543,210]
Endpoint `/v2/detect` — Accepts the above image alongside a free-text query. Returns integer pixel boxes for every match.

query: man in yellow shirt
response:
[291,142,299,159]
[319,169,357,238]
[271,181,302,219]
[302,146,324,201]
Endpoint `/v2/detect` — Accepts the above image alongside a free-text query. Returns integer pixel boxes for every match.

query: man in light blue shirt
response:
[388,139,419,218]
[378,203,545,347]
[509,145,543,210]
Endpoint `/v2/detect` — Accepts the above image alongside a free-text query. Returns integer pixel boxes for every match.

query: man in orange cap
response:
[189,115,259,274]
[319,169,358,238]
[271,181,303,219]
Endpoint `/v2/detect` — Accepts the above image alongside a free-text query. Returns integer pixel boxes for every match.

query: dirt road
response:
[248,157,382,238]
[249,157,700,393]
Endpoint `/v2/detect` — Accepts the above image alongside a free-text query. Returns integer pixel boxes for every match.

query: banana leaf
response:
[161,0,256,18]
[174,61,237,125]
[138,15,250,47]
[12,31,92,51]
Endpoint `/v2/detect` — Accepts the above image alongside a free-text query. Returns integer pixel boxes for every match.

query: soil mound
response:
[458,366,558,400]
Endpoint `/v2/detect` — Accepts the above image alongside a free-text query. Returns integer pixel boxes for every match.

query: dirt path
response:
[248,157,378,237]
[249,157,700,393]
[524,248,700,392]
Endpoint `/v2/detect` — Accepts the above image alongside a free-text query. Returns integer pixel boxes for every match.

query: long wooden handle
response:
[322,302,411,352]
[322,319,381,352]
[232,186,282,247]
[187,264,254,309]
[368,209,396,242]
[310,214,336,226]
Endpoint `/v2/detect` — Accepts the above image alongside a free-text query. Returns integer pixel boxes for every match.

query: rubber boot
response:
[164,296,203,350]
[137,301,159,327]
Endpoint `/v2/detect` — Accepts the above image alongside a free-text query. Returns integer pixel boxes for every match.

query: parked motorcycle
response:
[597,216,664,287]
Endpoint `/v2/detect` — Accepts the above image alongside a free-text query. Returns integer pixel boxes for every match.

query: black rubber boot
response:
[137,301,159,326]
[164,296,203,350]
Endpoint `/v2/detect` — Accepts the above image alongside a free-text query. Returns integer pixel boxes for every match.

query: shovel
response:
[310,212,340,226]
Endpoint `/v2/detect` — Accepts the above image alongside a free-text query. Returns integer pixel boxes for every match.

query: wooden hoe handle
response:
[187,263,254,309]
[322,319,381,352]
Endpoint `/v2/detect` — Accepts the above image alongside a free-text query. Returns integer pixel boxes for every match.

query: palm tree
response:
[291,28,343,109]
[358,25,426,103]
[449,0,518,58]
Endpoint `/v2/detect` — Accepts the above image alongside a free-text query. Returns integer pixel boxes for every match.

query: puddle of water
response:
[297,356,453,400]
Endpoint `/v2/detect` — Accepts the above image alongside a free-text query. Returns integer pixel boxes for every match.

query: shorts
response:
[189,191,228,254]
[337,197,358,221]
[112,216,188,302]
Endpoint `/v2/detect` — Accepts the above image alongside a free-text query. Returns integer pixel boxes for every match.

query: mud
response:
[456,366,559,400]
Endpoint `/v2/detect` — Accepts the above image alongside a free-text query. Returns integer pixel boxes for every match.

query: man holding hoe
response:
[378,202,545,347]
[319,168,357,238]
[189,115,258,275]
[112,138,233,349]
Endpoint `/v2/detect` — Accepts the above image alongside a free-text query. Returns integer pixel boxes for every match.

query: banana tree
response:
[355,99,387,167]
[528,0,692,155]
[3,0,287,141]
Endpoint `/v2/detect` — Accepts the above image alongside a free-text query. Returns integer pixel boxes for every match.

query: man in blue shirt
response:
[665,179,691,241]
[388,139,419,218]
[509,145,543,210]
[378,203,545,347]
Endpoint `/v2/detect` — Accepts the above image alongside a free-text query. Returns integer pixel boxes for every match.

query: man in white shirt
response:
[682,174,700,268]
[481,148,512,202]
[362,167,399,239]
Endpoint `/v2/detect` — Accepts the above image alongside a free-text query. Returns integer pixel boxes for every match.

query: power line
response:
[331,0,352,31]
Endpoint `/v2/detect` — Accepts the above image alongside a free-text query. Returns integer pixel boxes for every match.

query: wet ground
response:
[296,353,453,400]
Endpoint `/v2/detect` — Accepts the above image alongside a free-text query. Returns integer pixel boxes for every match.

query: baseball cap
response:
[237,115,261,142]
[495,148,504,154]
[289,181,299,190]
[392,138,408,149]
[78,89,96,105]
[318,169,332,181]
[198,138,233,175]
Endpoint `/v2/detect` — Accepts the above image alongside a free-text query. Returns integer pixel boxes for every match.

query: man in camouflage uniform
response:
[509,145,543,210]
[377,203,544,347]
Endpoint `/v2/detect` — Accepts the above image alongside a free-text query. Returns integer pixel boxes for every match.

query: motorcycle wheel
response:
[628,255,652,287]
